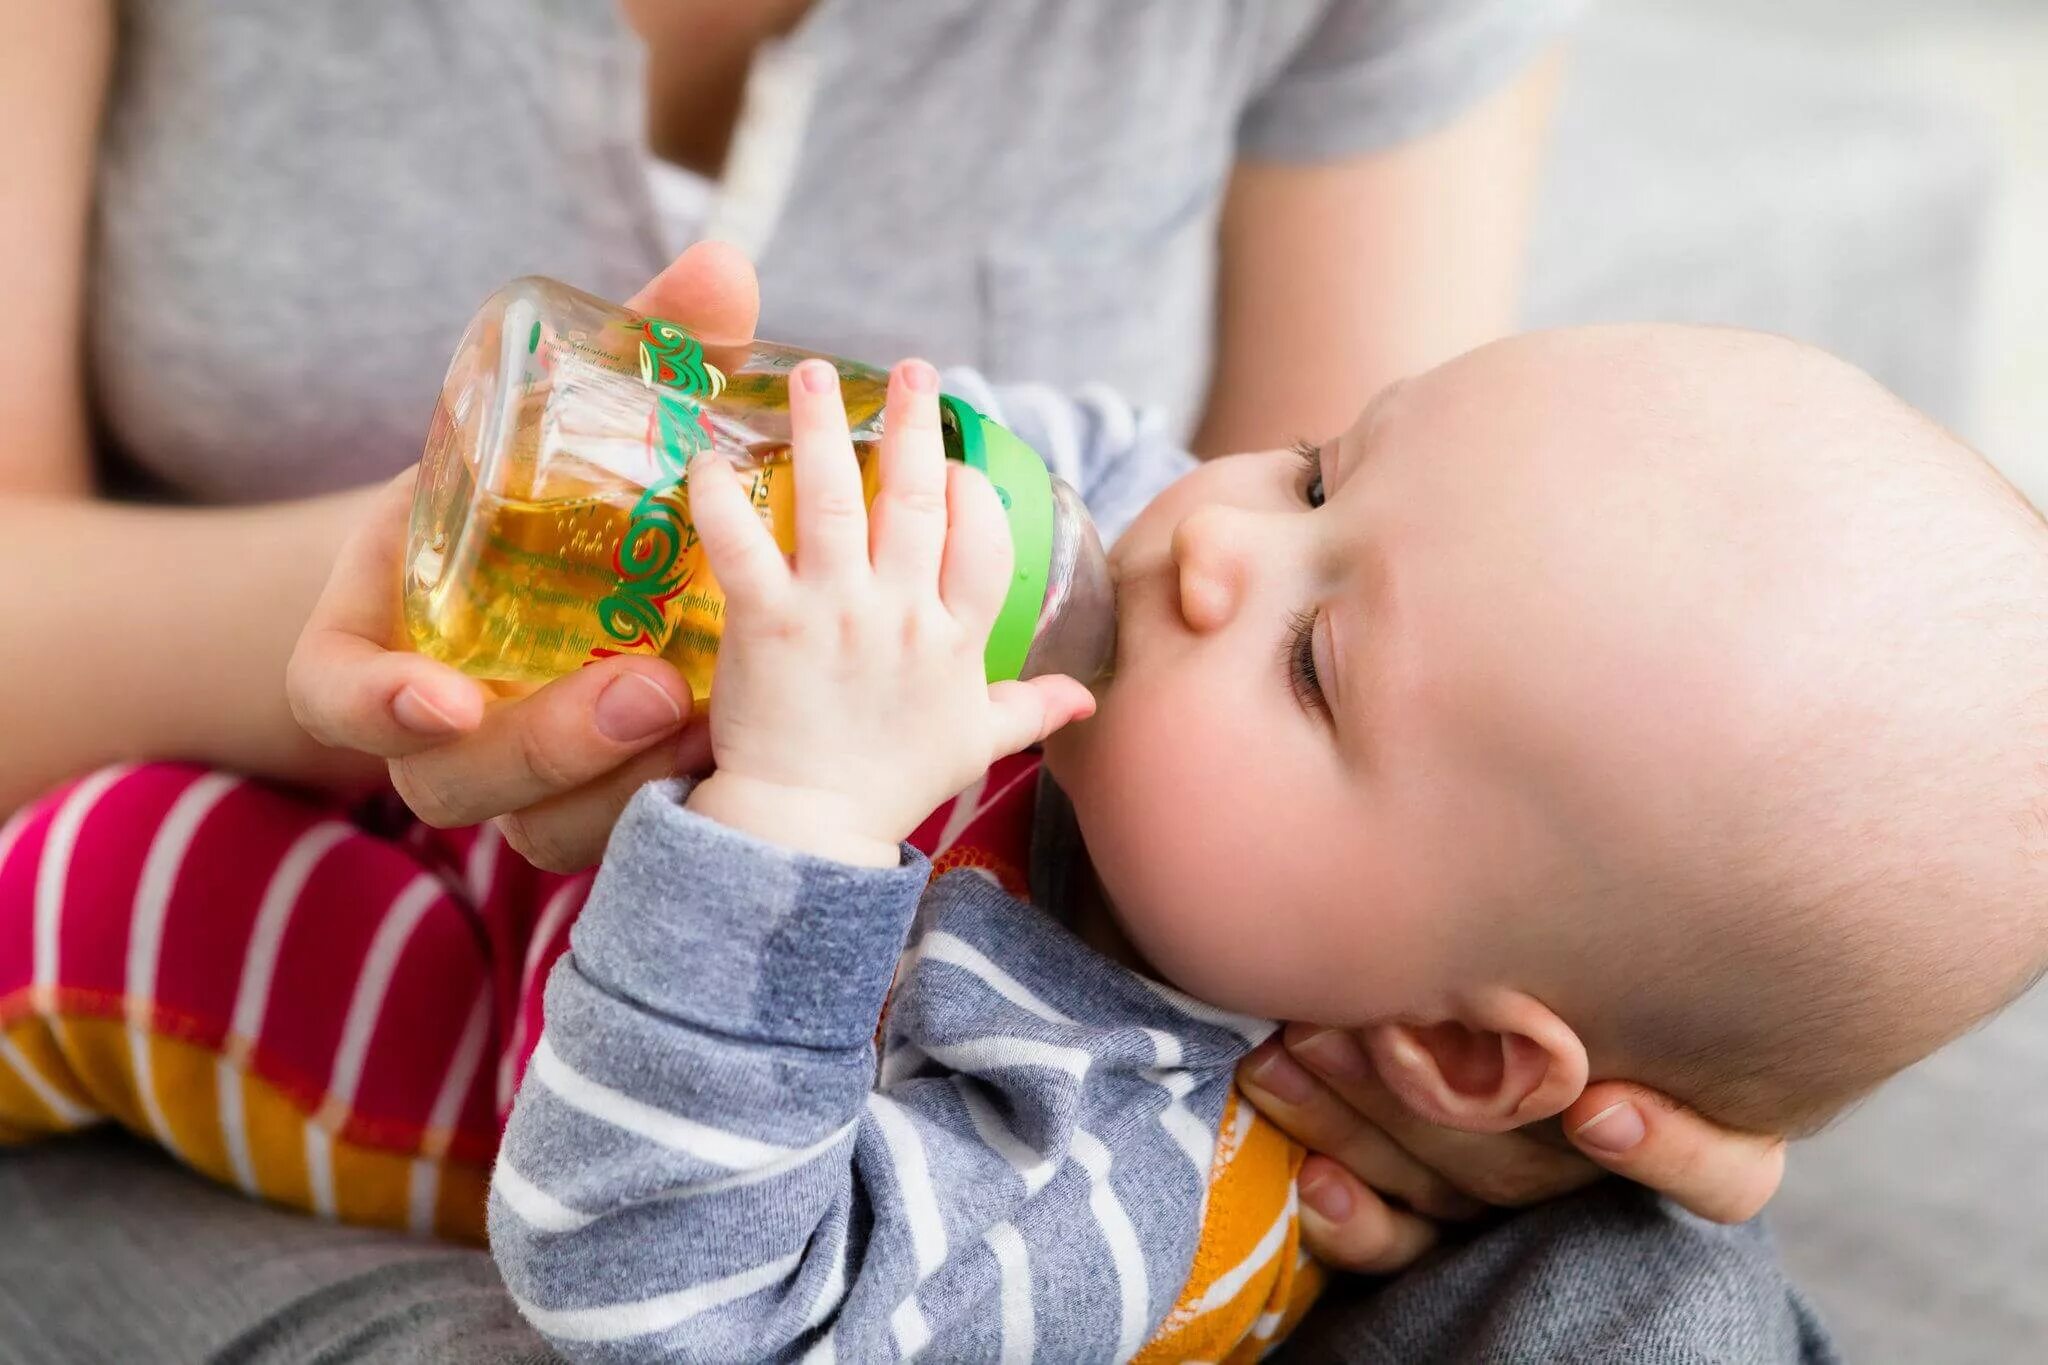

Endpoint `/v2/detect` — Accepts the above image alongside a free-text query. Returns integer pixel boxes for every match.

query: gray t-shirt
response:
[90,0,1581,505]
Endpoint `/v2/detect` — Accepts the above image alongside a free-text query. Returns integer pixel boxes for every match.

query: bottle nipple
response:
[1020,475,1117,686]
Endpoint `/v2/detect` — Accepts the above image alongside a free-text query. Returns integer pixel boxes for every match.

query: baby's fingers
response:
[869,360,948,586]
[940,463,1014,634]
[985,675,1095,762]
[788,359,870,578]
[688,446,788,610]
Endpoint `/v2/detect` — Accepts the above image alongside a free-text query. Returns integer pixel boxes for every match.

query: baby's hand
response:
[685,358,1095,867]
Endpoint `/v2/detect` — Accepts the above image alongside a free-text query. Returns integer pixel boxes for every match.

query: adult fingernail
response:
[1573,1101,1647,1154]
[797,359,836,394]
[595,674,684,744]
[1295,1028,1371,1081]
[900,359,937,393]
[393,685,461,736]
[1300,1172,1354,1222]
[1245,1046,1317,1106]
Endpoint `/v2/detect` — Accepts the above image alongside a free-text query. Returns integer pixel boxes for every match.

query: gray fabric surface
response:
[1272,1186,1840,1365]
[0,1134,552,1365]
[92,0,1582,506]
[0,1134,1838,1365]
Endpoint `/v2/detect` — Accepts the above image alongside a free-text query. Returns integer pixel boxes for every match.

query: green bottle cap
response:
[939,394,1053,684]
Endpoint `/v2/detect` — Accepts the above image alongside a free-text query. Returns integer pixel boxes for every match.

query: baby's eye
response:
[1284,606,1329,720]
[1291,439,1326,509]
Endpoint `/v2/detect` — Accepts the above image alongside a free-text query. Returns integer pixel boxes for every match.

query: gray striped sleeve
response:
[489,781,1273,1363]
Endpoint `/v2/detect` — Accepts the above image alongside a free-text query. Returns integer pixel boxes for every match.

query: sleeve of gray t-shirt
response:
[1240,0,1591,161]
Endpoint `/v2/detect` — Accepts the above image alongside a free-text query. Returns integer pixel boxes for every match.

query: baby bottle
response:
[403,277,1116,700]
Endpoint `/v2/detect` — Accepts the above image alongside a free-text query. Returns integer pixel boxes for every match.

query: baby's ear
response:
[1365,991,1588,1134]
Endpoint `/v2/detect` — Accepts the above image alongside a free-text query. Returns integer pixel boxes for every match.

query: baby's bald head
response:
[1442,325,2048,1134]
[1055,320,2045,1142]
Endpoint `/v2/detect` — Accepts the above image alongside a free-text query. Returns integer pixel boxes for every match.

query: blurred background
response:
[1533,3,2045,1359]
[1533,0,2045,509]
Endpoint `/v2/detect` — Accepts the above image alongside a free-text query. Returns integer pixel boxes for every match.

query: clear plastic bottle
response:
[404,277,1115,700]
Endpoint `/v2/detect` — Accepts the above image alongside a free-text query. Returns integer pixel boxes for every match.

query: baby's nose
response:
[1171,506,1247,634]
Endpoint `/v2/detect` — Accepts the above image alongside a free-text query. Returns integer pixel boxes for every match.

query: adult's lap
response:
[0,1134,550,1365]
[0,1135,1837,1365]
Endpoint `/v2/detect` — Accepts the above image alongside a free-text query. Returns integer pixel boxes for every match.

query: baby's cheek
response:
[1069,684,1337,1016]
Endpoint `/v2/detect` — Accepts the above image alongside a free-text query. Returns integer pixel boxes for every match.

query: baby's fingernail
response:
[595,674,684,744]
[1300,1172,1355,1223]
[1295,1028,1371,1081]
[393,685,461,736]
[900,359,937,393]
[796,359,837,394]
[1245,1046,1317,1105]
[1573,1102,1647,1154]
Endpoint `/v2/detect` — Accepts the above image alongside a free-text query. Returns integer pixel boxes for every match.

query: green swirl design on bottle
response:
[615,498,686,579]
[591,318,730,658]
[638,318,728,399]
[651,391,713,475]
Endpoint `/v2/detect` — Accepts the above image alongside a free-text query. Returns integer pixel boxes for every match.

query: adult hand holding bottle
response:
[287,242,762,873]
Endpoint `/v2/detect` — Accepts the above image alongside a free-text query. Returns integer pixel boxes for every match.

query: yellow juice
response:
[407,439,881,699]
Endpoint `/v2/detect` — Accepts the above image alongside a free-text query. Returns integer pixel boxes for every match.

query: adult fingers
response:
[1295,1157,1441,1275]
[1236,1038,1483,1222]
[386,657,691,829]
[1281,1024,1598,1209]
[287,469,490,756]
[868,360,949,586]
[1564,1082,1787,1225]
[626,240,761,348]
[787,360,870,578]
[492,724,707,872]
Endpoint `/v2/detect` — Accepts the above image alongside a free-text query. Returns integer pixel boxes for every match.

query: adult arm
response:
[0,0,390,811]
[1196,52,1561,456]
[1195,0,1585,456]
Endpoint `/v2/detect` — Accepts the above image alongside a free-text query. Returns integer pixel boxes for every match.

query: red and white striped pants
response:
[0,756,1038,1244]
[0,764,593,1242]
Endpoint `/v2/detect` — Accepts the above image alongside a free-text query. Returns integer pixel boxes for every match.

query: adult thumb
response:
[627,240,762,348]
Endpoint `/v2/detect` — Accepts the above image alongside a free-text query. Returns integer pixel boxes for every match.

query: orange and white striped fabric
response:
[1136,1087,1327,1362]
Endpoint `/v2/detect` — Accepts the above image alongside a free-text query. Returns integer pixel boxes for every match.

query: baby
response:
[2,324,2043,1363]
[488,326,2048,1361]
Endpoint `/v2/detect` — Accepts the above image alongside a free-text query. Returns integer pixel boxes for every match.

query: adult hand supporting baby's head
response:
[1235,1022,1787,1274]
[286,243,762,872]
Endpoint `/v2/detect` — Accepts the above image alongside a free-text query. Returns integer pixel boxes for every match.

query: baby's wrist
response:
[685,773,904,869]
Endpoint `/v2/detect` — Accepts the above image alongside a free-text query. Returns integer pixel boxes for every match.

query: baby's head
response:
[1044,324,2048,1138]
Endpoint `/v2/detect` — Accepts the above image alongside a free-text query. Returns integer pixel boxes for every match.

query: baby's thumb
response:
[985,676,1097,761]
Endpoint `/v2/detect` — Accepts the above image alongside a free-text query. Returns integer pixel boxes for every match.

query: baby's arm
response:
[489,782,1244,1361]
[488,355,1182,1361]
